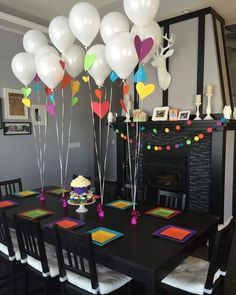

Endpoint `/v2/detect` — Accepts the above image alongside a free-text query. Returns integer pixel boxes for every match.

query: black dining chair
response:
[160,218,235,295]
[156,189,186,210]
[0,211,21,295]
[0,178,23,199]
[14,215,59,295]
[55,227,132,295]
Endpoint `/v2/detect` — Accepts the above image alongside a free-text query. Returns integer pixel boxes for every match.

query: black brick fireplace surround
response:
[114,119,236,222]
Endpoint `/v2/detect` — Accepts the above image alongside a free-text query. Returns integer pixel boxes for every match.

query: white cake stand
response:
[76,204,88,213]
[68,198,95,214]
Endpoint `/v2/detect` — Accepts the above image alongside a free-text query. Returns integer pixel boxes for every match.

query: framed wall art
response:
[3,88,28,120]
[3,122,31,135]
[31,105,47,126]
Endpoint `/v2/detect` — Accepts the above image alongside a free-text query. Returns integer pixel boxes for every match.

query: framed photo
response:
[31,105,47,126]
[152,107,169,121]
[3,88,28,120]
[178,111,191,121]
[3,122,31,135]
[0,98,2,129]
[169,108,179,121]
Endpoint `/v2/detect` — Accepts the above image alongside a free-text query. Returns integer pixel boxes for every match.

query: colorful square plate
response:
[13,191,39,198]
[153,225,196,243]
[45,218,85,230]
[87,227,124,246]
[46,188,70,195]
[106,200,133,210]
[18,208,53,220]
[0,200,19,209]
[145,207,181,219]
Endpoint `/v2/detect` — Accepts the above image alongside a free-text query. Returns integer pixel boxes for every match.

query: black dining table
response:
[4,186,218,295]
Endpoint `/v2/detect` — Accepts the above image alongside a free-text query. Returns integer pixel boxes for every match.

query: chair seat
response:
[65,261,131,294]
[161,256,221,295]
[0,229,20,261]
[26,243,59,278]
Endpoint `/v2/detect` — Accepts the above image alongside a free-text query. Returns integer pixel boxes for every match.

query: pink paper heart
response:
[45,103,56,117]
[120,99,127,113]
[91,101,110,119]
[134,35,154,62]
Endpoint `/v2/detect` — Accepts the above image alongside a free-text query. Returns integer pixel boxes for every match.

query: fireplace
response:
[143,152,187,204]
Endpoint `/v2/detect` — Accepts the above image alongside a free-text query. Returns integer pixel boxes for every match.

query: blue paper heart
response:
[34,83,40,93]
[109,71,118,82]
[49,93,55,103]
[133,66,147,83]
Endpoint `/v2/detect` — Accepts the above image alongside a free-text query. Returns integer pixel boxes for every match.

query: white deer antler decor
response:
[151,34,175,91]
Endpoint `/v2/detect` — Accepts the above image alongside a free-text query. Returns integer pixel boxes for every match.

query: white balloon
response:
[69,2,100,47]
[34,45,59,63]
[63,45,85,78]
[123,0,160,26]
[11,52,36,85]
[87,44,111,87]
[23,30,48,55]
[49,16,75,54]
[36,53,64,89]
[105,32,138,80]
[131,21,162,63]
[100,11,130,44]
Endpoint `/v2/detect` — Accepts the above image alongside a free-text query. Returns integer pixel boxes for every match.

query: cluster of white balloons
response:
[12,0,162,89]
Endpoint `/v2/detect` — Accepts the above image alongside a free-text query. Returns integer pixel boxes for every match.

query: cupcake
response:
[71,175,91,195]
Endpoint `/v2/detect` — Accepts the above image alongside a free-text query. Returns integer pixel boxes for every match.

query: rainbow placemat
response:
[87,227,124,246]
[0,200,19,209]
[46,188,70,195]
[145,207,181,219]
[18,208,53,220]
[13,191,39,198]
[45,217,85,230]
[153,225,196,243]
[106,200,133,210]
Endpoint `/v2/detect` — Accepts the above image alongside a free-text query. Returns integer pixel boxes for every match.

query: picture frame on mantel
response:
[152,107,169,121]
[3,122,31,135]
[3,88,28,120]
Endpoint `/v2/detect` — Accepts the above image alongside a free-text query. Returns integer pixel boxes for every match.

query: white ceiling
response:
[0,0,235,25]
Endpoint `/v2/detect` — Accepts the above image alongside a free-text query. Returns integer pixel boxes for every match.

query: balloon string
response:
[61,89,65,192]
[101,84,112,198]
[126,122,134,201]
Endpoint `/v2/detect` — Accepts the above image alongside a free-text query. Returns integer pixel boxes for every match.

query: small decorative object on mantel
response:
[107,112,115,123]
[204,85,214,120]
[169,108,178,121]
[152,107,169,121]
[194,95,202,121]
[233,107,236,120]
[123,94,132,122]
[223,105,232,120]
[178,111,190,121]
[133,109,148,122]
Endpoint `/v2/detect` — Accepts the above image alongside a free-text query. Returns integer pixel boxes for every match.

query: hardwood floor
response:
[0,230,235,294]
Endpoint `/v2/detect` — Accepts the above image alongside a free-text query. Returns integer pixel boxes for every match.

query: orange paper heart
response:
[61,74,71,89]
[123,84,130,95]
[95,89,103,100]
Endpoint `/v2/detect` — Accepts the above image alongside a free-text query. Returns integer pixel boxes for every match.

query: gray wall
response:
[0,27,94,189]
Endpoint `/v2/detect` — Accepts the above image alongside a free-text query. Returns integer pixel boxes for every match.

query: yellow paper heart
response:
[136,82,155,100]
[71,80,80,96]
[22,98,31,108]
[82,75,89,83]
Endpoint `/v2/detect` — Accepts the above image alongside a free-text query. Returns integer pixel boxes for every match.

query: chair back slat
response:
[15,215,49,274]
[157,189,186,210]
[0,178,22,199]
[55,227,99,290]
[0,211,15,257]
[205,218,235,290]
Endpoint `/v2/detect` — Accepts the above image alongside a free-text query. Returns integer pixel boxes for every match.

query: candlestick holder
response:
[204,94,214,120]
[194,102,202,120]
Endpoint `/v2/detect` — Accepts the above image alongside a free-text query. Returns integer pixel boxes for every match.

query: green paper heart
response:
[71,96,79,106]
[84,54,96,71]
[21,87,32,98]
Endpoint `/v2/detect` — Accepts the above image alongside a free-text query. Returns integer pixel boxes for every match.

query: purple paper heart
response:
[45,103,56,117]
[134,35,154,62]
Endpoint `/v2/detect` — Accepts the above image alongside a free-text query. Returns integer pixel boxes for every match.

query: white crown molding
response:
[0,11,48,33]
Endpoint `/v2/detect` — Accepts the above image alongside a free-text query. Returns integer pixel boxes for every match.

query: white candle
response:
[206,85,213,95]
[195,95,201,104]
